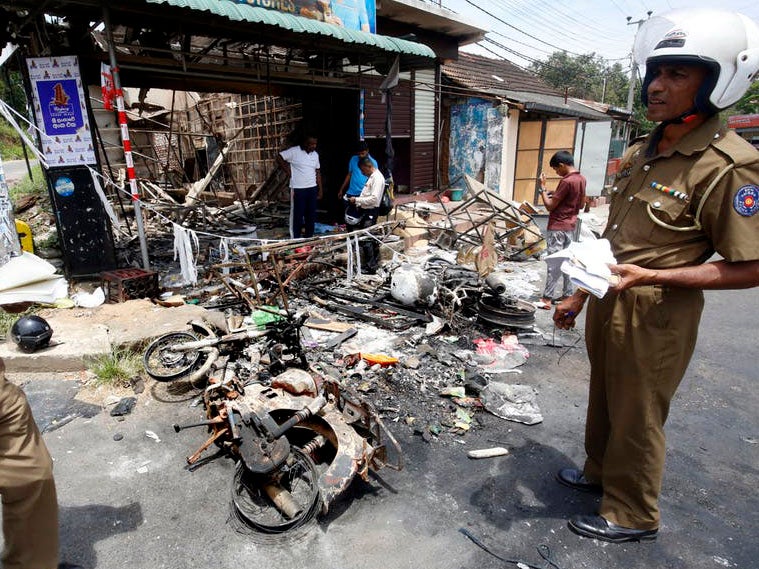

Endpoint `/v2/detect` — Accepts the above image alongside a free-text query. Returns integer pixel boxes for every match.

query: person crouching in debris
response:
[0,356,60,568]
[344,157,385,274]
[277,134,323,239]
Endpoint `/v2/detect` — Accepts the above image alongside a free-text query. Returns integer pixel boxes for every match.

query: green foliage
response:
[733,80,759,115]
[0,70,29,159]
[0,118,25,160]
[0,70,27,117]
[529,51,630,108]
[87,348,143,388]
[9,163,46,201]
[0,307,38,340]
[531,50,658,137]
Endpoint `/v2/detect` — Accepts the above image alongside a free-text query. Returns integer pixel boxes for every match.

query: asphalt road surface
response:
[1,158,36,186]
[12,285,759,569]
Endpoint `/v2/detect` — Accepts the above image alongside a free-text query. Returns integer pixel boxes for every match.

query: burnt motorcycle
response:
[159,314,403,533]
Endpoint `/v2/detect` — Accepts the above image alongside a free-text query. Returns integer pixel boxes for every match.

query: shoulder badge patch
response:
[734,185,759,217]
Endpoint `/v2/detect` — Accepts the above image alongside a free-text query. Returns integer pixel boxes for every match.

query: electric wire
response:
[490,0,630,47]
[460,0,585,56]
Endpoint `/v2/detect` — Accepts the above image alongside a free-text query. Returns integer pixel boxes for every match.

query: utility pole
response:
[626,11,653,112]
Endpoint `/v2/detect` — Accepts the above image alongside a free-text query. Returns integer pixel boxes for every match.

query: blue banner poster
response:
[36,79,84,136]
[27,56,97,166]
[230,1,376,33]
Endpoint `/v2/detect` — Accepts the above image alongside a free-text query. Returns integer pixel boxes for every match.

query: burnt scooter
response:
[156,314,403,533]
[142,311,307,384]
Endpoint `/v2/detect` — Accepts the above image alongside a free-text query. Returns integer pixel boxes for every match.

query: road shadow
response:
[59,502,143,568]
[22,379,101,433]
[469,437,599,530]
[316,469,399,532]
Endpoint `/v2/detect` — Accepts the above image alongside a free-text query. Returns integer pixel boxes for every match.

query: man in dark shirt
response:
[539,150,587,306]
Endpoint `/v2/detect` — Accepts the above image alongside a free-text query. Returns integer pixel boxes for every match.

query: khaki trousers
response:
[0,381,59,569]
[584,285,703,529]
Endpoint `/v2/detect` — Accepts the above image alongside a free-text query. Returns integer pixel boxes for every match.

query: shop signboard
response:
[228,0,376,33]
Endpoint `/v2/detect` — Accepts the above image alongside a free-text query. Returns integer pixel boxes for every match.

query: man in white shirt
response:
[276,135,323,238]
[345,157,385,272]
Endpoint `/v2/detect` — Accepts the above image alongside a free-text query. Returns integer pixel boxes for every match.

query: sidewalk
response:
[0,299,217,373]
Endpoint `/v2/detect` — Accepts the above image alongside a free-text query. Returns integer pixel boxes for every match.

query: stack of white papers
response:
[0,252,68,305]
[544,239,617,298]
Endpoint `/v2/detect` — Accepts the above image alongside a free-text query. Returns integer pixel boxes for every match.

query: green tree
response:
[531,51,659,137]
[733,80,759,115]
[529,51,630,108]
[0,70,27,117]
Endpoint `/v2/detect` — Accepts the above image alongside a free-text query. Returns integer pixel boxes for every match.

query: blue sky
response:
[435,0,759,71]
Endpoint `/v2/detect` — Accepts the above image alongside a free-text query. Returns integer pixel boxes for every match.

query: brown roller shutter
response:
[411,141,434,190]
[362,76,412,139]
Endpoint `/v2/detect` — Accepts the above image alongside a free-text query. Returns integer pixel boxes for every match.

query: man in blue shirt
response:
[338,141,377,200]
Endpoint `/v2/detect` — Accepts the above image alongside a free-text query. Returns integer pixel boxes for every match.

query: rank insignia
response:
[734,185,759,216]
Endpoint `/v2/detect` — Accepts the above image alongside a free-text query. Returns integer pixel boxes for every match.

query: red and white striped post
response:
[103,5,150,269]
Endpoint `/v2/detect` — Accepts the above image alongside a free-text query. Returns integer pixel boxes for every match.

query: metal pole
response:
[625,12,653,112]
[103,5,151,269]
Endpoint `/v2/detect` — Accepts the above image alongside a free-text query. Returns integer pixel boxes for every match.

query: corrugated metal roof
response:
[505,91,610,120]
[145,0,435,58]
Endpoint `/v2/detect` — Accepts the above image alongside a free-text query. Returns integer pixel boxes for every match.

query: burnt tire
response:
[143,332,202,382]
[231,447,320,534]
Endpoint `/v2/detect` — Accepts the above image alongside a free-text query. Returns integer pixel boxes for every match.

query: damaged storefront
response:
[0,0,580,536]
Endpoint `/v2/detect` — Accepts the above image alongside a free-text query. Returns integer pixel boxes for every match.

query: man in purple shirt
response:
[539,150,587,306]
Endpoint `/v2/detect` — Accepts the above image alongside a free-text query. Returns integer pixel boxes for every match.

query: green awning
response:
[144,0,436,59]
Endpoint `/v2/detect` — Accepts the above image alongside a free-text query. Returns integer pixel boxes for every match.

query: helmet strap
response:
[662,107,700,126]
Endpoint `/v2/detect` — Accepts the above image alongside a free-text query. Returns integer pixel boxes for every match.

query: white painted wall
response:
[500,107,520,200]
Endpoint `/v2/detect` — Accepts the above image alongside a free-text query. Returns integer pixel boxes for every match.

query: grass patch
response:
[0,311,18,341]
[9,163,46,201]
[87,348,144,388]
[0,307,39,341]
[0,118,25,160]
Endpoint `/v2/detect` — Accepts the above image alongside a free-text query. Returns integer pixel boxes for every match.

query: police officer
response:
[553,9,759,542]
[0,356,59,568]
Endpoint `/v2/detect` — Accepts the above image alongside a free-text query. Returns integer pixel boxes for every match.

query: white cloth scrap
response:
[173,225,199,285]
[545,239,617,298]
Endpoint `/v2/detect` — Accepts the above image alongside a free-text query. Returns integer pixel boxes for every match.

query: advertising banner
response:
[26,55,97,167]
[229,1,376,33]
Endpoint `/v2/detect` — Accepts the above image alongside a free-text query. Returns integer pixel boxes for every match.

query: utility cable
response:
[459,528,563,569]
[461,0,584,56]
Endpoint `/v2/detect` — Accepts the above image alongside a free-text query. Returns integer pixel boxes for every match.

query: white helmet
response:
[636,10,759,113]
[344,205,363,226]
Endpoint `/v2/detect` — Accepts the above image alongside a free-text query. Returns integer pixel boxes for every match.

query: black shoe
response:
[568,514,658,543]
[556,468,602,493]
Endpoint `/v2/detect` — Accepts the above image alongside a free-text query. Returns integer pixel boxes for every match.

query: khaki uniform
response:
[0,376,59,569]
[584,115,759,529]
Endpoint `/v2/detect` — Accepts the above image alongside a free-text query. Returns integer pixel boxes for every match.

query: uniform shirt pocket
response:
[633,188,694,228]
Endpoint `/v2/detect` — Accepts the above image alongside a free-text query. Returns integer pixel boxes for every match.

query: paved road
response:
[12,285,759,569]
[1,158,36,186]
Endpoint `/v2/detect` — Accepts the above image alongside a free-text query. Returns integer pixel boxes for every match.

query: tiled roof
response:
[442,52,559,97]
[442,52,610,120]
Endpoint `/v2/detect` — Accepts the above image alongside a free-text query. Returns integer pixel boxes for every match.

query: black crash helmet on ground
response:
[10,315,53,353]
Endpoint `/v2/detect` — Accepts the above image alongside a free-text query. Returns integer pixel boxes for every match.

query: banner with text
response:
[229,1,376,33]
[27,55,97,167]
